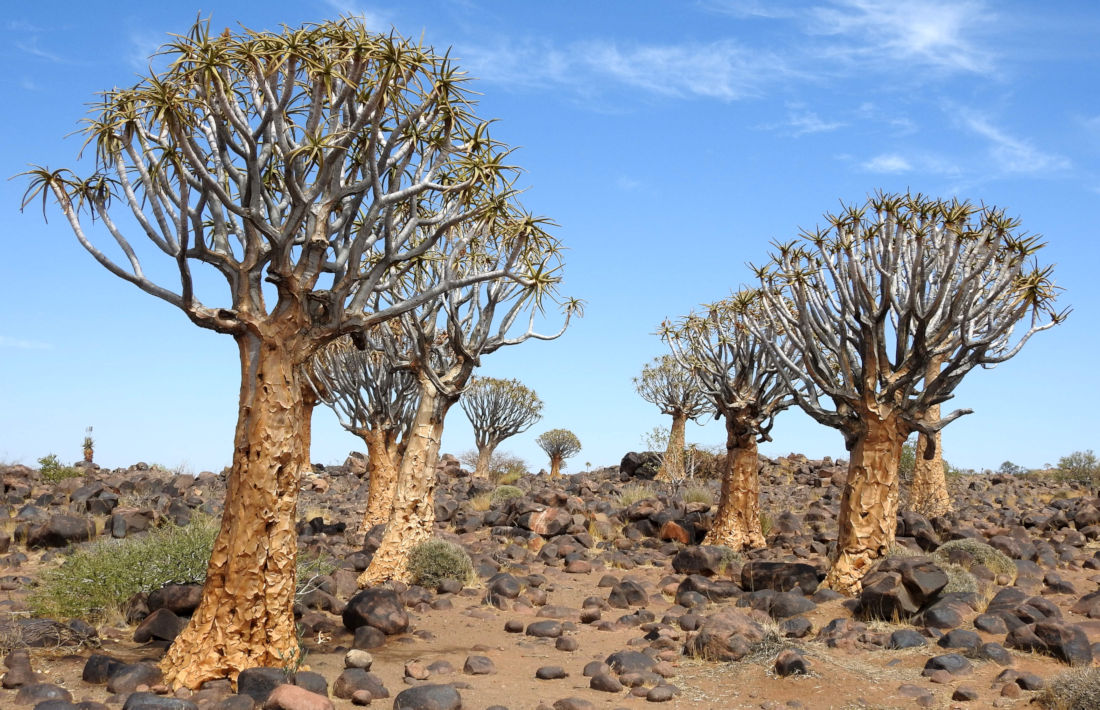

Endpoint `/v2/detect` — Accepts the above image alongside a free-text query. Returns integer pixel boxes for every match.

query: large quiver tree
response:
[460,376,543,478]
[754,192,1067,594]
[24,18,548,688]
[306,331,419,532]
[633,355,708,482]
[662,291,793,550]
[359,217,581,586]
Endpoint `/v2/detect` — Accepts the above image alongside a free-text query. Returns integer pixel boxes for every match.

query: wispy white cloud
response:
[862,154,912,173]
[615,176,642,191]
[703,0,798,20]
[461,38,795,102]
[809,0,996,75]
[322,1,390,29]
[15,37,63,63]
[958,111,1071,175]
[0,336,52,351]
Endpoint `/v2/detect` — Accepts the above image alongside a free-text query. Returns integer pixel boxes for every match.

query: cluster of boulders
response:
[0,452,1098,708]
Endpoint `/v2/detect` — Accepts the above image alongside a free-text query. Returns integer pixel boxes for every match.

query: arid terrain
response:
[0,454,1098,710]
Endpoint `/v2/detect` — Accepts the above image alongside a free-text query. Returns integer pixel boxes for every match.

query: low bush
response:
[29,515,219,621]
[489,485,524,506]
[932,538,1017,582]
[37,454,82,484]
[1037,668,1100,710]
[617,483,655,506]
[406,539,476,589]
[681,485,714,506]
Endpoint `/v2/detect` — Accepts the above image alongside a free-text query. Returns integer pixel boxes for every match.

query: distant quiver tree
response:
[633,355,709,482]
[460,376,543,478]
[306,329,419,532]
[23,18,561,688]
[662,291,794,550]
[753,192,1067,593]
[536,429,582,479]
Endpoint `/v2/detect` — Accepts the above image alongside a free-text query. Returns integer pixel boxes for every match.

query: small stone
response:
[536,666,568,680]
[526,620,563,638]
[551,699,594,710]
[404,661,430,681]
[589,673,623,692]
[504,620,524,633]
[344,650,373,670]
[952,686,979,701]
[107,663,165,694]
[774,649,809,677]
[391,684,461,710]
[554,637,578,652]
[645,685,676,702]
[462,656,495,675]
[263,684,335,710]
[350,689,372,706]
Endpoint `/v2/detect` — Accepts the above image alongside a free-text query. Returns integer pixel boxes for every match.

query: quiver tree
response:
[359,219,581,586]
[633,355,708,482]
[754,192,1067,594]
[460,376,543,478]
[909,356,950,517]
[23,18,552,688]
[306,330,419,532]
[662,291,794,550]
[536,429,581,479]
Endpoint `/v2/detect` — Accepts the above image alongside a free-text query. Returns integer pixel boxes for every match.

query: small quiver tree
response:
[754,192,1067,594]
[305,330,419,532]
[24,19,546,688]
[536,429,581,479]
[460,376,543,478]
[633,355,708,482]
[662,291,794,550]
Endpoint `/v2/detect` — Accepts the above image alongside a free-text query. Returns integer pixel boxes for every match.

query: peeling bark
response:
[549,454,563,479]
[704,417,765,550]
[824,408,905,595]
[161,333,308,689]
[360,427,400,532]
[657,413,688,483]
[359,383,450,586]
[910,357,950,517]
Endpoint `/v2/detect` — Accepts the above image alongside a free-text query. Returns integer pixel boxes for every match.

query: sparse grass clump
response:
[933,538,1017,582]
[407,538,476,589]
[470,492,493,511]
[489,485,524,506]
[1037,667,1100,710]
[29,515,219,621]
[941,562,980,595]
[617,483,655,506]
[681,485,714,506]
[37,454,82,484]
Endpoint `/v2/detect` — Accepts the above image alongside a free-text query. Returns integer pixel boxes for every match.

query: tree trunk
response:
[358,383,450,586]
[910,356,950,517]
[549,454,563,479]
[657,412,687,483]
[824,407,905,595]
[360,427,400,532]
[161,333,308,689]
[704,416,765,550]
[474,441,499,479]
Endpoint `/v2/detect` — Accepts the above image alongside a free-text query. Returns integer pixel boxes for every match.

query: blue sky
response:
[2,1,1097,475]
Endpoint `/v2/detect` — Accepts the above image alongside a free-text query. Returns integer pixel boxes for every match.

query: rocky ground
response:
[0,452,1098,710]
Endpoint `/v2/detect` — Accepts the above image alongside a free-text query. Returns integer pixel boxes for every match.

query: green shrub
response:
[407,539,476,589]
[37,454,82,484]
[1037,668,1100,710]
[29,515,219,621]
[932,538,1017,582]
[681,485,714,506]
[617,483,654,506]
[941,562,979,595]
[489,485,524,506]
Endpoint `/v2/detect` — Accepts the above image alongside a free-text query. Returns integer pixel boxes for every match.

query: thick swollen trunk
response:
[474,441,499,479]
[161,334,309,689]
[910,357,950,517]
[359,385,450,586]
[549,454,563,479]
[704,417,765,550]
[824,409,905,595]
[360,427,400,532]
[657,413,688,483]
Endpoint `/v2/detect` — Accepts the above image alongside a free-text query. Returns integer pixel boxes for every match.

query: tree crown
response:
[460,376,543,448]
[633,355,709,420]
[535,428,581,460]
